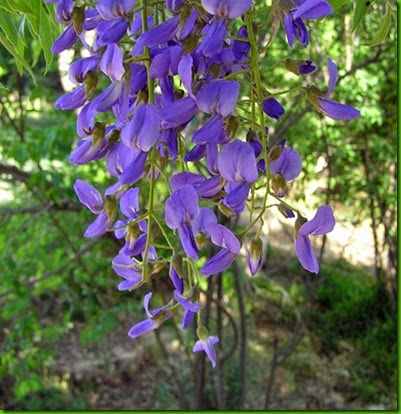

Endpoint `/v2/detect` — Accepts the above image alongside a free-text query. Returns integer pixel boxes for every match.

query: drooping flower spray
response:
[48,0,359,367]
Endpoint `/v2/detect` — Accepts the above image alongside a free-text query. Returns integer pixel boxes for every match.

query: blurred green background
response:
[0,1,397,410]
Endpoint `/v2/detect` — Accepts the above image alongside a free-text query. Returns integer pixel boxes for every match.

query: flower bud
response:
[248,237,263,276]
[172,253,184,279]
[226,115,240,140]
[169,262,184,293]
[107,128,120,145]
[127,222,140,241]
[294,214,308,239]
[84,72,98,98]
[197,326,209,341]
[284,58,316,76]
[218,202,235,218]
[92,122,106,147]
[72,6,85,35]
[277,204,295,219]
[271,173,288,198]
[303,86,325,112]
[195,233,207,250]
[183,33,202,54]
[269,144,283,162]
[246,129,258,142]
[104,197,117,222]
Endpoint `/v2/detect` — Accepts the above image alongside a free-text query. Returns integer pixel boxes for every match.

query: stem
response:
[246,12,270,193]
[152,213,174,249]
[141,0,156,281]
[233,260,247,410]
[268,192,301,215]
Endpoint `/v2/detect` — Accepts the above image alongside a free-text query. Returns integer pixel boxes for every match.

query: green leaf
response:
[352,0,373,32]
[39,5,54,72]
[0,31,35,80]
[25,3,56,72]
[0,0,35,16]
[364,6,392,46]
[329,0,348,10]
[0,8,20,46]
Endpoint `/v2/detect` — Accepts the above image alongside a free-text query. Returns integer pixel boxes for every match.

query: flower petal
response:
[200,249,235,277]
[74,179,103,214]
[294,234,319,273]
[299,205,335,236]
[317,97,360,120]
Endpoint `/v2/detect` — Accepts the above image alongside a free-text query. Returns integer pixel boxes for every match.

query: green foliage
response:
[0,1,396,409]
[13,388,88,410]
[313,263,397,402]
[0,1,59,78]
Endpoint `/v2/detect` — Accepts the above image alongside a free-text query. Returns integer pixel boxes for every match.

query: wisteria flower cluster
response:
[48,0,360,367]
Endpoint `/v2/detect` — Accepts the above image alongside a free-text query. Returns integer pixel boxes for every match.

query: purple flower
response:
[169,266,184,294]
[178,53,194,97]
[165,185,200,259]
[159,97,197,129]
[121,104,160,152]
[201,0,252,19]
[283,0,333,48]
[294,205,335,273]
[284,58,316,76]
[96,0,135,19]
[262,98,285,121]
[193,335,219,367]
[69,56,99,84]
[137,16,179,48]
[200,223,240,277]
[223,182,250,214]
[150,45,182,79]
[313,58,360,120]
[69,136,108,165]
[270,142,302,181]
[93,80,124,112]
[283,12,309,48]
[97,18,129,45]
[174,291,202,330]
[128,293,170,339]
[54,0,74,24]
[74,179,114,237]
[119,150,148,185]
[293,0,334,20]
[196,80,240,117]
[55,85,86,110]
[193,116,225,144]
[100,44,125,81]
[51,24,77,53]
[248,237,263,275]
[198,18,227,57]
[217,139,258,183]
[112,254,142,290]
[113,188,152,257]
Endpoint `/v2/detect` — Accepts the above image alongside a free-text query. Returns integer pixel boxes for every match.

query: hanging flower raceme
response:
[48,0,360,369]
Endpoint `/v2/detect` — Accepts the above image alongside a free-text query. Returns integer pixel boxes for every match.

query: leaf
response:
[26,3,56,72]
[364,6,392,46]
[0,31,35,80]
[16,17,27,73]
[39,5,54,72]
[352,0,373,32]
[329,0,348,10]
[0,0,35,16]
[0,8,20,45]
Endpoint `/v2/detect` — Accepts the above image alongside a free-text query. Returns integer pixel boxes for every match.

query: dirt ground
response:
[47,311,392,411]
